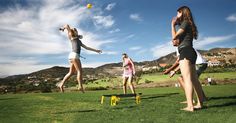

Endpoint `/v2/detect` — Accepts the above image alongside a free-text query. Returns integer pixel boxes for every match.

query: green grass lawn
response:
[84,72,236,88]
[0,84,236,123]
[139,72,236,84]
[85,77,121,88]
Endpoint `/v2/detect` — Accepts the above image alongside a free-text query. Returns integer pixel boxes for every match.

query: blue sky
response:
[0,0,236,77]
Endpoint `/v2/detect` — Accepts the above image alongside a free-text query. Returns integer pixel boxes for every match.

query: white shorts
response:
[123,73,133,78]
[68,52,80,59]
[123,74,133,78]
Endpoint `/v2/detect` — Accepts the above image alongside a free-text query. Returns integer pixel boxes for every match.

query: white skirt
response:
[68,52,80,59]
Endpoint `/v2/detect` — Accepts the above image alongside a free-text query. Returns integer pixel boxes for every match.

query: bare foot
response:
[56,82,64,93]
[56,82,61,87]
[181,107,194,112]
[59,85,64,93]
[194,101,204,109]
[78,88,85,93]
[193,105,202,109]
[180,100,195,104]
[180,101,187,104]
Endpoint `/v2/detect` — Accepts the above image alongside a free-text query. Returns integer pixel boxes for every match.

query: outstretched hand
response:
[59,28,65,32]
[97,50,102,54]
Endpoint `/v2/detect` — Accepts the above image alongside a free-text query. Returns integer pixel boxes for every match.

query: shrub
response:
[145,79,153,84]
[39,82,52,93]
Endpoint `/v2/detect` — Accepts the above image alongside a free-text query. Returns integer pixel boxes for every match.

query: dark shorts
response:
[179,47,197,64]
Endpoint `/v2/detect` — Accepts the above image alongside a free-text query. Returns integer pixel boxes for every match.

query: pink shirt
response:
[123,58,134,76]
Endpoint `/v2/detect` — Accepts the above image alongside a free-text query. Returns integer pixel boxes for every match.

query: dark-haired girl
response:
[171,6,205,112]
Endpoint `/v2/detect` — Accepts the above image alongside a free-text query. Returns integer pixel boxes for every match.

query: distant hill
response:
[208,48,231,53]
[0,47,235,86]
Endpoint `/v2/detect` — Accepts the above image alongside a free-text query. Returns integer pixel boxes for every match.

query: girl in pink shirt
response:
[122,53,136,94]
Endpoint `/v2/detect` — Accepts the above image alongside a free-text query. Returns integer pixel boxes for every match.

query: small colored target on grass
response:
[87,3,92,9]
[136,96,141,104]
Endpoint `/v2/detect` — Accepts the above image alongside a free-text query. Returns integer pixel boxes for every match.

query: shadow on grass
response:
[141,93,179,100]
[54,109,98,114]
[0,98,18,101]
[111,105,137,110]
[109,92,179,101]
[107,93,178,110]
[207,101,236,108]
[209,95,236,100]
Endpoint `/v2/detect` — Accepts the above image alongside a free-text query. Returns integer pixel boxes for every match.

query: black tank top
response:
[71,38,82,54]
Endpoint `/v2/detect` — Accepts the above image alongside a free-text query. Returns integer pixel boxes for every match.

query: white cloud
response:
[93,15,115,28]
[102,51,118,55]
[130,13,142,22]
[80,31,115,55]
[136,49,148,55]
[0,57,59,77]
[194,34,236,49]
[109,28,120,33]
[151,41,176,58]
[105,3,116,11]
[129,46,141,51]
[82,62,113,68]
[0,0,116,77]
[79,31,114,50]
[125,34,135,39]
[226,14,236,22]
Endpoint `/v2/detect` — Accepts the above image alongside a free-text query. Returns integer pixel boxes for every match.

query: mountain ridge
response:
[0,47,235,85]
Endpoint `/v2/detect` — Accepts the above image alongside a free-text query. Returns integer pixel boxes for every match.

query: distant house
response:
[55,78,61,81]
[142,67,151,72]
[152,66,159,70]
[33,83,40,87]
[27,76,37,79]
[208,59,221,67]
[141,65,160,72]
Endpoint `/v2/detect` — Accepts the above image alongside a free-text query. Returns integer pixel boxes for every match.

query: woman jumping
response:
[57,24,102,93]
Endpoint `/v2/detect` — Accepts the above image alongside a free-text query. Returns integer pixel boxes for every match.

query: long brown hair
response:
[177,6,198,40]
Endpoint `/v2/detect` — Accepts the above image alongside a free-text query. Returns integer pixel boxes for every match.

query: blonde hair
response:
[69,28,77,37]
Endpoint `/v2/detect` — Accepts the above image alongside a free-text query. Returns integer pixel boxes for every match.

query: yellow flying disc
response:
[87,3,92,9]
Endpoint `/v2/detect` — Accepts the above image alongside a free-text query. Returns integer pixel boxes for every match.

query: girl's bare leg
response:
[178,76,187,103]
[191,66,204,109]
[72,59,84,93]
[59,60,75,92]
[128,76,136,94]
[179,59,194,112]
[178,76,185,91]
[178,76,196,104]
[123,77,128,94]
